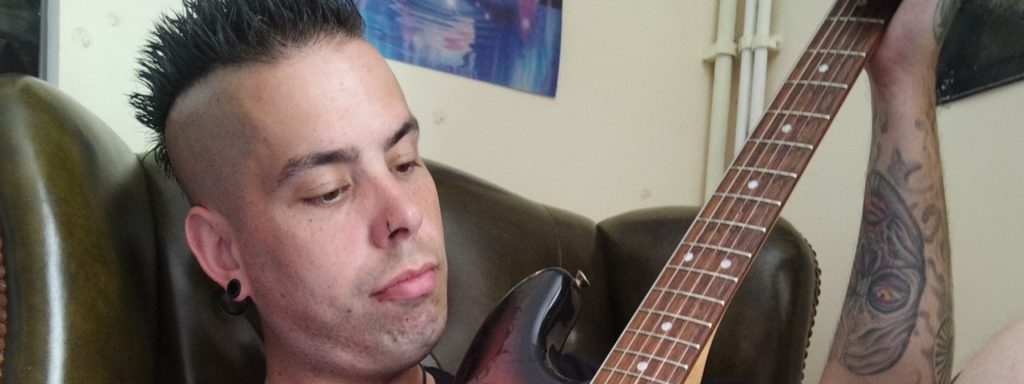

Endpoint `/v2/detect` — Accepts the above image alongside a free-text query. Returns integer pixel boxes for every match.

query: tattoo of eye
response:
[934,0,963,44]
[832,171,926,375]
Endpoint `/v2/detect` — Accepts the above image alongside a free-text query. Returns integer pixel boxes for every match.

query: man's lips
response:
[371,264,437,300]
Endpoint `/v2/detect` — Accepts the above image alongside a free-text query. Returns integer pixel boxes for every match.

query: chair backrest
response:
[0,74,157,382]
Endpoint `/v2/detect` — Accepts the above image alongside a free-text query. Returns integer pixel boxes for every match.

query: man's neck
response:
[264,363,428,384]
[263,338,430,384]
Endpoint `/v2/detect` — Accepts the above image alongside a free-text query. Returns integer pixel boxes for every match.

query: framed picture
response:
[356,0,563,97]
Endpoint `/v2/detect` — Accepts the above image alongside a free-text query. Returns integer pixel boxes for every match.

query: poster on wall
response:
[355,0,562,97]
[937,0,1024,104]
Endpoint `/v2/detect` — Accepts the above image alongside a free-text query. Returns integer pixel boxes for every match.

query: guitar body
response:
[453,268,708,384]
[453,268,583,384]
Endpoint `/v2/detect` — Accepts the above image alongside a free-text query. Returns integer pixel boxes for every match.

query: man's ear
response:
[184,205,252,301]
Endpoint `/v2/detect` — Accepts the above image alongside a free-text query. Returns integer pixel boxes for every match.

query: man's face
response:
[181,38,447,377]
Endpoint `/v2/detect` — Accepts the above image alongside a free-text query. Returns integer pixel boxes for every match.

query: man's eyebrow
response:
[386,117,419,150]
[276,148,358,188]
[275,118,419,188]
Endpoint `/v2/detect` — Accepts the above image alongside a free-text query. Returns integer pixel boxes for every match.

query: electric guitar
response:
[455,0,901,382]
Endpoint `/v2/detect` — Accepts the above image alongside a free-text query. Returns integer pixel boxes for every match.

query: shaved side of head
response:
[164,67,252,217]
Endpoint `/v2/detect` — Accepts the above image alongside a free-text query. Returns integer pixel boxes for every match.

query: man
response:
[133,1,446,382]
[129,0,1004,383]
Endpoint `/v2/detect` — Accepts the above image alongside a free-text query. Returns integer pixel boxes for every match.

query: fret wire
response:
[682,241,753,258]
[827,16,886,24]
[626,327,702,349]
[776,50,865,113]
[638,307,713,328]
[612,348,692,371]
[714,192,782,206]
[748,138,815,151]
[696,217,767,233]
[767,109,832,121]
[652,286,726,306]
[787,79,849,90]
[808,48,866,57]
[733,166,798,179]
[667,264,739,283]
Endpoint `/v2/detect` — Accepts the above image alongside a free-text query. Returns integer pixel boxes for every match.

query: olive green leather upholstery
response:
[0,74,819,383]
[0,75,157,382]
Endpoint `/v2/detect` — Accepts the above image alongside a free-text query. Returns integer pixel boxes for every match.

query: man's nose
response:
[369,175,423,249]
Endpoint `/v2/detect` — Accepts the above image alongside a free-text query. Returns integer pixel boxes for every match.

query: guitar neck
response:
[593,0,900,382]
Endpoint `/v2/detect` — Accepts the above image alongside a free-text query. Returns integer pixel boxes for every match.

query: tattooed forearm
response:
[822,1,955,381]
[831,171,926,374]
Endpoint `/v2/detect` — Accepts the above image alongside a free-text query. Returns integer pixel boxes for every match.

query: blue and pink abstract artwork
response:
[356,0,563,97]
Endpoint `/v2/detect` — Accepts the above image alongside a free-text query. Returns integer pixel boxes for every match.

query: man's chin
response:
[386,295,446,340]
[377,308,447,370]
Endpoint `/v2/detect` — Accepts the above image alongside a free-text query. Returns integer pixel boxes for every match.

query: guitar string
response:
[598,0,863,381]
[646,2,884,382]
[654,3,882,382]
[688,0,891,350]
[600,0,865,380]
[661,11,872,381]
[594,1,876,382]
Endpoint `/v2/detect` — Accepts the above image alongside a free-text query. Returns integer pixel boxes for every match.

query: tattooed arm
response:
[821,0,960,383]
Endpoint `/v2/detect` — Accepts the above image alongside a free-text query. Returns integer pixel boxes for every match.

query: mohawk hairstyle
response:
[130,0,365,176]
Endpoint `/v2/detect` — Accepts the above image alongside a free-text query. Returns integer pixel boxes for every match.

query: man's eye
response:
[302,188,344,206]
[395,160,420,174]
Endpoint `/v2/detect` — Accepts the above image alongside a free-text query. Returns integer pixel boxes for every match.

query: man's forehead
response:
[168,39,414,188]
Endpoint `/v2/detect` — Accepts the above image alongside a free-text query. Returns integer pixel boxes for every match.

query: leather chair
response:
[0,74,819,383]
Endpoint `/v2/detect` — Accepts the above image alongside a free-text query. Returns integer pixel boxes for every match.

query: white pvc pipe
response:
[749,0,773,132]
[44,0,60,83]
[704,0,739,200]
[734,0,758,154]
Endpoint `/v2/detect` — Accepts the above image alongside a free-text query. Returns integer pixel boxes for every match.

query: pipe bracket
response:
[703,40,738,61]
[739,34,781,52]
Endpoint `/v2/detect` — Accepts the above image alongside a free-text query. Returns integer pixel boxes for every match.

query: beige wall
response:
[56,0,1024,381]
[54,0,181,150]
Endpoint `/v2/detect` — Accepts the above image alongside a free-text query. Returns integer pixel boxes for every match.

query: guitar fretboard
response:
[593,0,900,382]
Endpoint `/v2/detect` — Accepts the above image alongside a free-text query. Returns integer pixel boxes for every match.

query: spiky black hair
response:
[130,0,365,176]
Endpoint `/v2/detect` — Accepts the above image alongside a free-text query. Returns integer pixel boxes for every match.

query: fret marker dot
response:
[661,321,673,332]
[818,63,830,73]
[637,361,649,372]
[747,179,759,190]
[781,123,793,133]
[683,252,694,262]
[721,259,733,269]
